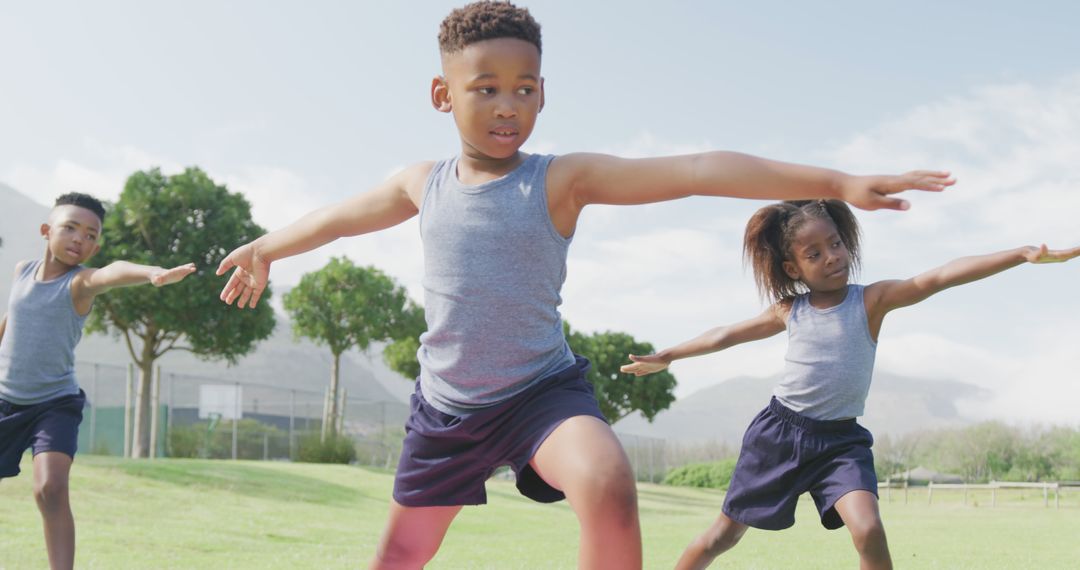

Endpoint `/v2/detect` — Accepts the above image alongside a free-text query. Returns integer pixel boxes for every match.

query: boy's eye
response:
[478,87,495,95]
[517,86,534,95]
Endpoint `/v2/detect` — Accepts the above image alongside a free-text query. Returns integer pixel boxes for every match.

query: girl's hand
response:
[217,243,271,309]
[1023,244,1080,264]
[150,263,196,287]
[620,354,671,377]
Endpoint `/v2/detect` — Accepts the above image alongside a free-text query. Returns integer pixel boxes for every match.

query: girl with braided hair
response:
[622,199,1080,570]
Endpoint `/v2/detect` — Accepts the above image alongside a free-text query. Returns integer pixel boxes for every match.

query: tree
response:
[283,257,419,438]
[88,167,276,458]
[564,323,677,423]
[381,303,425,380]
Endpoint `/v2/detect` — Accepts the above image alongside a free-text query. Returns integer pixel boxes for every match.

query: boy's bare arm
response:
[866,244,1080,320]
[619,304,788,376]
[74,262,197,298]
[217,162,430,309]
[552,152,953,214]
[0,313,7,345]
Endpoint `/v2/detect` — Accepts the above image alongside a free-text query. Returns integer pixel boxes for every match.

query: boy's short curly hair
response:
[54,192,106,223]
[439,1,541,55]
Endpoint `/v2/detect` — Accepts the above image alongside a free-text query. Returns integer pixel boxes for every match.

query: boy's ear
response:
[538,77,545,113]
[431,76,452,113]
[782,260,800,281]
[40,223,50,239]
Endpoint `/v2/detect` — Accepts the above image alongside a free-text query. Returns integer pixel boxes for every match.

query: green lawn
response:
[1,455,1077,569]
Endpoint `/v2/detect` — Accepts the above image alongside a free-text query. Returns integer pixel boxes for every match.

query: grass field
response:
[1,455,1078,569]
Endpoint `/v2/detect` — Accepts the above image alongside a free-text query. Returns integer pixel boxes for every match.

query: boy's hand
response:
[150,263,197,287]
[840,170,955,211]
[620,354,670,377]
[216,243,270,309]
[1023,244,1080,264]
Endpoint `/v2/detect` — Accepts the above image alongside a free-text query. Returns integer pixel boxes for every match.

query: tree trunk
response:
[131,358,154,458]
[323,352,341,439]
[129,327,158,459]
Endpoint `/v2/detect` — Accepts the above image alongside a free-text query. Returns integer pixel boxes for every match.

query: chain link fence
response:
[74,360,702,482]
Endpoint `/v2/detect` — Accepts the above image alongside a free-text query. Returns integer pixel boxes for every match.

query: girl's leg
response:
[370,501,462,570]
[530,415,641,570]
[674,512,749,570]
[833,490,892,570]
[32,451,75,570]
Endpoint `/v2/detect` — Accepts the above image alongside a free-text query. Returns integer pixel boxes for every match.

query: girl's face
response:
[782,217,851,293]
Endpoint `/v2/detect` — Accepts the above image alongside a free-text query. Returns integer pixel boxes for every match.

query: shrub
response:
[296,433,357,464]
[663,459,738,489]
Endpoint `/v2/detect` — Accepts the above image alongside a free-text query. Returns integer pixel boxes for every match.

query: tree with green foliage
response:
[88,167,276,458]
[564,323,677,423]
[283,257,419,438]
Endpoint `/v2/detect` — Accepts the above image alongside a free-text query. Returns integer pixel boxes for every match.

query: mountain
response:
[0,182,49,304]
[613,371,991,445]
[0,182,415,410]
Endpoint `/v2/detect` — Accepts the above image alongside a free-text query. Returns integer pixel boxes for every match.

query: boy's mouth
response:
[490,126,518,141]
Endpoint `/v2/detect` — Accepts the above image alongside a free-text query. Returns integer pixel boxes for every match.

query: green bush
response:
[296,433,357,464]
[167,419,290,460]
[663,459,738,489]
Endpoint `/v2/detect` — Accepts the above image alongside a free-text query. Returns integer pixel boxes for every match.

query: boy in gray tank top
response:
[622,200,1079,569]
[0,193,195,570]
[215,3,953,568]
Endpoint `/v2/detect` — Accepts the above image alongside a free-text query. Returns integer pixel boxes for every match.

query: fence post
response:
[149,365,160,459]
[1055,484,1059,509]
[927,482,934,505]
[232,382,239,460]
[1044,484,1049,507]
[124,363,134,458]
[963,485,968,506]
[166,374,175,458]
[89,364,98,454]
[992,486,996,507]
[904,478,908,505]
[289,390,296,461]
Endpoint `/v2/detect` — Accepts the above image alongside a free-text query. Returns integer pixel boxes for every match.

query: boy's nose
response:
[494,99,517,118]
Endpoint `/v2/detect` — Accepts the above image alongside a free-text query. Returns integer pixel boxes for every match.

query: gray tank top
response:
[773,284,877,420]
[417,154,575,415]
[0,260,87,404]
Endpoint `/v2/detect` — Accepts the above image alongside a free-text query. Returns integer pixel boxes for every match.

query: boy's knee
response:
[578,464,639,525]
[33,478,70,512]
[848,517,887,553]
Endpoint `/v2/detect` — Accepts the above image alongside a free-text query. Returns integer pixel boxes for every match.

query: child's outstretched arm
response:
[865,244,1080,331]
[75,262,197,298]
[553,152,954,214]
[620,303,788,376]
[216,163,430,309]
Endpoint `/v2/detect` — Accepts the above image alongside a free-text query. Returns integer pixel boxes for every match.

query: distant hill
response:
[614,371,991,445]
[0,182,49,304]
[0,182,415,413]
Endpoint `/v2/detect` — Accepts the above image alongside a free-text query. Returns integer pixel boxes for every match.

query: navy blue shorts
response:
[0,390,86,478]
[393,355,607,507]
[722,397,878,530]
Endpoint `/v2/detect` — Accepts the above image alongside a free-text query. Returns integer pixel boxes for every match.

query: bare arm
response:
[216,162,430,309]
[865,244,1080,332]
[71,262,197,314]
[554,152,953,214]
[0,313,7,345]
[619,303,788,377]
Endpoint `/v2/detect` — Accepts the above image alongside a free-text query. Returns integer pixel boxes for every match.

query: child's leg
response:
[834,490,891,570]
[370,502,462,570]
[674,512,749,570]
[32,451,75,570]
[529,415,641,570]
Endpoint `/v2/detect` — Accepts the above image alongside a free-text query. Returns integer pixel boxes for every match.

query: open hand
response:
[150,263,197,287]
[1023,244,1080,264]
[620,353,670,377]
[841,170,955,211]
[216,243,270,309]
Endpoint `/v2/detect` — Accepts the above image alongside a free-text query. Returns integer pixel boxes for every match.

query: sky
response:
[2,1,1078,424]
